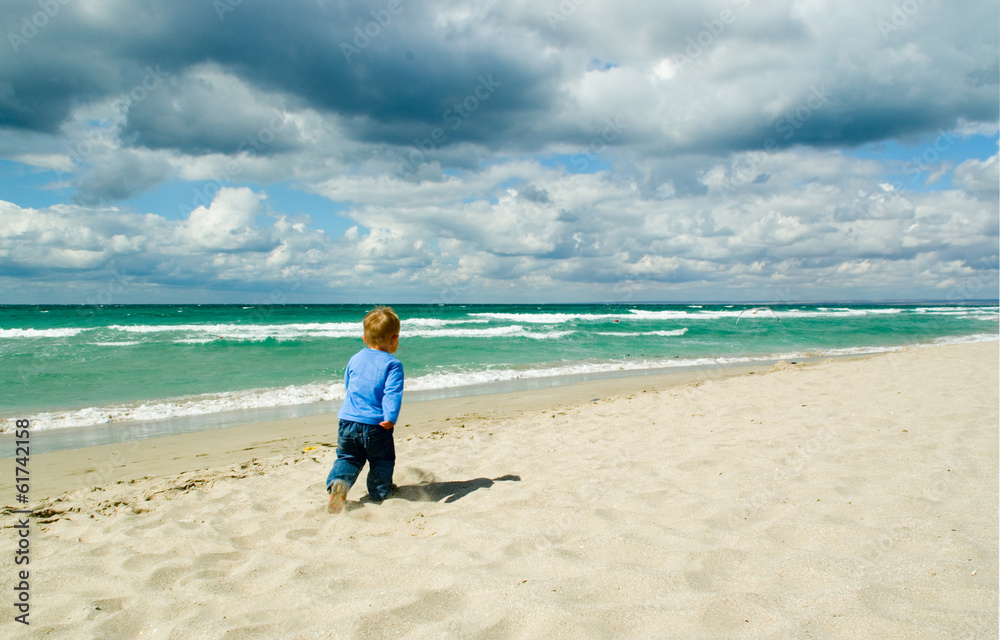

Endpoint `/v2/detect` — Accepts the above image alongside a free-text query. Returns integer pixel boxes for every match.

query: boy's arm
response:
[379,360,404,429]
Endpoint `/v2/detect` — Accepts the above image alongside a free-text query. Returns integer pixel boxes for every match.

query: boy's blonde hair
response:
[363,306,400,349]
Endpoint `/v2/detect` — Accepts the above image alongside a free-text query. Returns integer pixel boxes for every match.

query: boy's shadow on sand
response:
[386,474,521,504]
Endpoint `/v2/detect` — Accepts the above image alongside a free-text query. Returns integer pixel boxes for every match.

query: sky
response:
[0,0,997,304]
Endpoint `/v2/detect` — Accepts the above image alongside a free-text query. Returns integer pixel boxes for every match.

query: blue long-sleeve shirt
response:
[337,348,404,425]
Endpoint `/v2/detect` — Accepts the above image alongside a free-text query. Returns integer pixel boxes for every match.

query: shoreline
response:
[2,358,791,500]
[4,356,796,457]
[6,332,996,457]
[4,327,996,445]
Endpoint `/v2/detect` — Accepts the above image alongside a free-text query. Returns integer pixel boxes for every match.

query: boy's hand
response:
[380,421,394,429]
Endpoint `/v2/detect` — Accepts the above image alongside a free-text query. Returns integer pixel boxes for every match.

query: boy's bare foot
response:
[327,482,347,514]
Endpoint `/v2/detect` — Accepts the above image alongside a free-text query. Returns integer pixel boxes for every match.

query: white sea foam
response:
[402,317,490,328]
[629,306,999,321]
[98,323,576,344]
[595,328,689,337]
[923,332,999,347]
[913,306,998,314]
[472,309,752,322]
[627,309,712,320]
[777,309,871,317]
[1,381,347,433]
[109,322,359,341]
[401,356,770,391]
[0,327,88,338]
[105,318,508,341]
[468,312,623,323]
[109,322,357,334]
[405,325,573,339]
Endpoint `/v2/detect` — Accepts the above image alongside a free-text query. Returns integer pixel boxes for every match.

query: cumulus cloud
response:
[1,189,320,289]
[73,149,174,205]
[182,187,274,252]
[7,149,982,301]
[0,0,996,302]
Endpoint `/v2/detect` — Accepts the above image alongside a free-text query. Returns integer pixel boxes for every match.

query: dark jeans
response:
[326,419,395,502]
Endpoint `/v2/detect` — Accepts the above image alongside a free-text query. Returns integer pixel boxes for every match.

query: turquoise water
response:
[1,303,996,435]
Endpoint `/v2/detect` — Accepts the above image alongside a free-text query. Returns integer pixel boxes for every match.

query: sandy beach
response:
[3,341,997,639]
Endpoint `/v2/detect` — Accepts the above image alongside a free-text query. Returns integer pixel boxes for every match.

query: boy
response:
[326,306,404,514]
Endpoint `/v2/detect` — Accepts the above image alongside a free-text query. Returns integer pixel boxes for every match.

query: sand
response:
[2,341,997,639]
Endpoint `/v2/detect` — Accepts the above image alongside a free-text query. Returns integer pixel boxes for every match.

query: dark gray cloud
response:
[0,48,114,132]
[1,0,559,152]
[119,66,302,156]
[0,0,998,158]
[2,0,994,161]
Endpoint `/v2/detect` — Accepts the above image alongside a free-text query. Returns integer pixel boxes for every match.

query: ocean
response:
[1,303,997,452]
